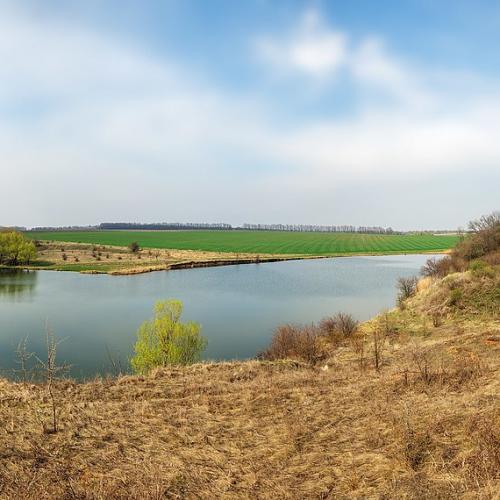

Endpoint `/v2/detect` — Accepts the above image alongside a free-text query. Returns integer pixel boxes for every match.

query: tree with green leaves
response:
[0,231,36,265]
[131,299,207,374]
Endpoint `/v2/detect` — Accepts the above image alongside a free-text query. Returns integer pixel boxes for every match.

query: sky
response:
[1,0,499,230]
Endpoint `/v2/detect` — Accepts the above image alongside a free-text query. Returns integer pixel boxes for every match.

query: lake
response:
[0,254,433,378]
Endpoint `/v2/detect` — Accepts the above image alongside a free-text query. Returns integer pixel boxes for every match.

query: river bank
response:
[3,239,450,275]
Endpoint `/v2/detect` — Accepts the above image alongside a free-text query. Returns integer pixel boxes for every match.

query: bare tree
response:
[35,327,68,434]
[397,276,418,307]
[14,336,34,382]
[468,211,500,232]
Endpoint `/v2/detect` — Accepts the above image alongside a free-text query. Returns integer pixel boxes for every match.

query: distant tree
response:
[131,300,207,374]
[128,241,140,253]
[0,231,36,265]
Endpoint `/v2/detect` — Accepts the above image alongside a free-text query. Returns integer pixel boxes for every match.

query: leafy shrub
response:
[258,323,325,365]
[131,300,206,374]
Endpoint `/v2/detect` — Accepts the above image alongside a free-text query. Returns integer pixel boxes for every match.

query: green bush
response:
[131,300,206,374]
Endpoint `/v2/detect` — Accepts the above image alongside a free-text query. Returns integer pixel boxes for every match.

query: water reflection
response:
[0,270,37,300]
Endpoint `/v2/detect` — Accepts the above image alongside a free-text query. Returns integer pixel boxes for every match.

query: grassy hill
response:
[1,262,498,498]
[28,230,459,256]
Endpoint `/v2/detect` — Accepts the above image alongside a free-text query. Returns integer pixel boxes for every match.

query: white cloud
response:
[255,8,347,79]
[255,9,433,108]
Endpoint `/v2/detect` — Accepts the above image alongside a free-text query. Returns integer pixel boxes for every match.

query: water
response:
[0,255,433,378]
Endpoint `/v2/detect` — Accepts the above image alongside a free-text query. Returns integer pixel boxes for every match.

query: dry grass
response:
[0,270,499,498]
[24,241,302,275]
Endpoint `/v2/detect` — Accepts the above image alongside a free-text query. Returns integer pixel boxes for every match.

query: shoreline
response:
[1,248,451,276]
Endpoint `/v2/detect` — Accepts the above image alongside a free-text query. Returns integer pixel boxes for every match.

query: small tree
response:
[0,231,36,265]
[128,241,140,253]
[131,300,206,374]
[397,276,418,307]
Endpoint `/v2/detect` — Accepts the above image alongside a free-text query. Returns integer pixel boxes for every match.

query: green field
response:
[28,231,459,256]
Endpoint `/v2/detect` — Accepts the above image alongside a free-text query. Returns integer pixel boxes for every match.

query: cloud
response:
[255,8,347,80]
[0,5,499,228]
[255,8,432,108]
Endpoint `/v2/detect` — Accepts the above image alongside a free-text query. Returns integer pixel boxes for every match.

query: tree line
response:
[99,222,232,230]
[242,224,398,234]
[25,222,403,234]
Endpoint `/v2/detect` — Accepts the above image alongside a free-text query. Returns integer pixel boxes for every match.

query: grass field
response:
[28,230,459,256]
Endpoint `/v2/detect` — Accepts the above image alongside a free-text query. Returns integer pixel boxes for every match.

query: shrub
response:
[129,241,140,253]
[62,253,67,261]
[319,312,358,338]
[420,256,453,278]
[259,323,325,365]
[131,300,206,374]
[482,250,500,266]
[453,212,500,261]
[397,276,418,307]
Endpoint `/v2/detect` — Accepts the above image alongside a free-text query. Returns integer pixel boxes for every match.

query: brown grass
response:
[0,270,499,498]
[23,241,304,275]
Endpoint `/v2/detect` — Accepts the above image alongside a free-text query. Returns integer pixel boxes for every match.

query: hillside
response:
[0,265,498,498]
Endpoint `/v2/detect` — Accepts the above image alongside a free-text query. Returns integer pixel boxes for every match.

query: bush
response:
[0,231,36,265]
[131,300,206,374]
[453,212,500,261]
[128,241,140,253]
[259,324,325,365]
[420,256,453,278]
[319,312,358,338]
[397,276,418,307]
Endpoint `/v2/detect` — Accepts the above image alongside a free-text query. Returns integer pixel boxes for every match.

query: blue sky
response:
[1,0,499,229]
